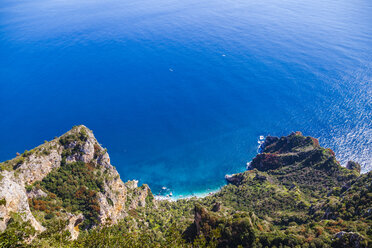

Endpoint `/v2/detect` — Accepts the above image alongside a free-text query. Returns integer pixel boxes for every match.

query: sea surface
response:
[0,0,371,197]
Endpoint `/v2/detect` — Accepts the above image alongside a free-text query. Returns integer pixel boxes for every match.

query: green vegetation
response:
[0,214,36,248]
[38,160,104,229]
[59,128,88,148]
[0,130,370,247]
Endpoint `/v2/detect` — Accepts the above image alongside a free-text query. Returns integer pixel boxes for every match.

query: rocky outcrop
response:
[0,125,154,239]
[186,204,258,247]
[0,171,44,232]
[248,132,361,177]
[346,161,362,174]
[225,174,244,186]
[248,132,321,171]
[333,231,367,248]
[26,188,47,199]
[66,213,84,240]
[128,184,152,209]
[17,141,63,186]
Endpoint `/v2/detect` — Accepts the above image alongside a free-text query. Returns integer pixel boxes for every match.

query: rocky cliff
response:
[0,125,153,238]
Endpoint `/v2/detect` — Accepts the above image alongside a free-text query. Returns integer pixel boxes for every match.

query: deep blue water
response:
[0,0,371,197]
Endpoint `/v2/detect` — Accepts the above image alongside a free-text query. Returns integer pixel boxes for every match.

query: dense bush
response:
[0,214,36,248]
[39,161,104,229]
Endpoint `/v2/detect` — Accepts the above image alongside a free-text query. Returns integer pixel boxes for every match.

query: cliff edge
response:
[0,125,153,239]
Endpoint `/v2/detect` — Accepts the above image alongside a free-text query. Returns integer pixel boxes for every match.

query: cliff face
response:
[0,170,44,232]
[0,125,153,237]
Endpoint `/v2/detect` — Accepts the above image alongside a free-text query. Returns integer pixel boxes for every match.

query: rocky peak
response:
[346,161,362,174]
[0,125,154,238]
[248,132,350,173]
[262,131,319,154]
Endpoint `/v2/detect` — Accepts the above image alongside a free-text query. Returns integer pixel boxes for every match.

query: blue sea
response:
[0,0,371,197]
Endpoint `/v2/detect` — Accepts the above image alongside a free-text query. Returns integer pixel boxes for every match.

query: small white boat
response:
[169,192,173,196]
[259,135,265,140]
[162,186,167,190]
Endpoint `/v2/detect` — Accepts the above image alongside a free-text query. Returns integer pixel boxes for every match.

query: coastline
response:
[154,187,223,202]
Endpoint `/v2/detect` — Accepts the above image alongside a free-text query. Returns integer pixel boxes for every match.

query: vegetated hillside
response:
[0,126,153,246]
[0,128,370,247]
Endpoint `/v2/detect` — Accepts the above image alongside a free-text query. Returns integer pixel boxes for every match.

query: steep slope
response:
[0,125,153,239]
[0,129,370,248]
[192,132,370,247]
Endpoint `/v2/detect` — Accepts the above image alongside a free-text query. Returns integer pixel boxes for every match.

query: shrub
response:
[45,213,55,220]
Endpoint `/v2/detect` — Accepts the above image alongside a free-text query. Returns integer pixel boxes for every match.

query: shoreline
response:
[152,135,264,202]
[154,187,223,202]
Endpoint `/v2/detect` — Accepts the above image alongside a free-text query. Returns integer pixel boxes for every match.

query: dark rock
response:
[247,131,348,174]
[262,132,316,154]
[254,174,267,182]
[249,153,281,171]
[346,161,361,174]
[341,182,351,193]
[288,183,296,190]
[191,204,256,247]
[211,202,221,212]
[225,174,244,186]
[332,231,367,248]
[249,153,301,171]
[263,136,279,149]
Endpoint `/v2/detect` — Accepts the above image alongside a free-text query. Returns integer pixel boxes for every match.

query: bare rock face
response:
[26,188,47,199]
[18,141,63,185]
[66,213,84,240]
[97,167,128,225]
[64,129,95,163]
[128,184,152,209]
[225,174,244,186]
[0,171,44,232]
[0,125,154,239]
[125,180,139,190]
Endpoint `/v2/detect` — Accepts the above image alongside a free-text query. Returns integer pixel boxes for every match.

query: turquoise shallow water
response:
[0,0,371,196]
